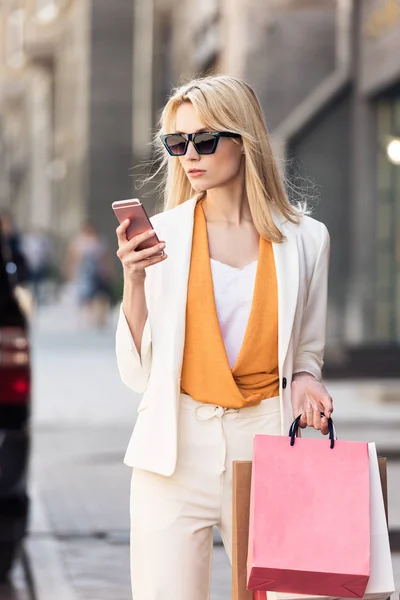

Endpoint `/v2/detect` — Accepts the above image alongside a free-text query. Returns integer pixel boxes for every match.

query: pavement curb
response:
[23,486,79,600]
[23,537,79,600]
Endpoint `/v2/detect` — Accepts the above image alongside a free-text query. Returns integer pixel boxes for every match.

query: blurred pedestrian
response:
[21,228,53,305]
[65,223,115,328]
[115,75,334,600]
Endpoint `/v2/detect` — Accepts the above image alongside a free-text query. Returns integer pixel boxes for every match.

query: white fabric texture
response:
[129,393,281,600]
[210,258,258,369]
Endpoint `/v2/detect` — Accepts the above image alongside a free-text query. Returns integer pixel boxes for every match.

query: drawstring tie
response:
[194,404,239,474]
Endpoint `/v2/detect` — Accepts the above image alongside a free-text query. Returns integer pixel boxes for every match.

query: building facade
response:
[132,0,400,374]
[271,0,400,374]
[1,0,399,374]
[0,0,134,258]
[348,0,400,373]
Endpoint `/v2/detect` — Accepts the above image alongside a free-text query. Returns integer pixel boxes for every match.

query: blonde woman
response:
[116,75,333,600]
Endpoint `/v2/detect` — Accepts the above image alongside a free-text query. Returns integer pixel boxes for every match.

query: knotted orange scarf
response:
[180,201,279,408]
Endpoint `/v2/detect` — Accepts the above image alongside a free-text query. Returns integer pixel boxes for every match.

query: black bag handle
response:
[289,412,336,449]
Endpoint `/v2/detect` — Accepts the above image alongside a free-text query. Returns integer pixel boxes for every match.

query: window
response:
[374,91,400,342]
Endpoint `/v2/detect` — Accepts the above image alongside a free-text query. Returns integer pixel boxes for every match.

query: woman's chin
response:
[191,181,209,193]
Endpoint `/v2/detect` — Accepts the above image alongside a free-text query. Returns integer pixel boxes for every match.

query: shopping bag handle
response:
[289,412,336,449]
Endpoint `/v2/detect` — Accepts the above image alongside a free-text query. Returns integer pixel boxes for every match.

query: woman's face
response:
[174,102,244,193]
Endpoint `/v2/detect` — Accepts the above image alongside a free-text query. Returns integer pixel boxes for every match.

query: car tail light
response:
[0,327,30,404]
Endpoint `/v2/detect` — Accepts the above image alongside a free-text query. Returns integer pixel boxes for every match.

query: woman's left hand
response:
[291,372,333,435]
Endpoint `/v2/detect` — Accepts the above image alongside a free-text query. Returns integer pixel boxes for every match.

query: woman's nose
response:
[186,140,200,160]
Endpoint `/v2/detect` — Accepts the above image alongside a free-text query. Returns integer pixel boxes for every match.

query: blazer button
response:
[282,377,287,389]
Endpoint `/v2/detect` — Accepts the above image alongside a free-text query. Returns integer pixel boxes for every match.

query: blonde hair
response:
[153,75,304,243]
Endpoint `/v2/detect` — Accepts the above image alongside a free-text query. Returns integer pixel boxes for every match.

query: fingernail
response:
[147,230,155,236]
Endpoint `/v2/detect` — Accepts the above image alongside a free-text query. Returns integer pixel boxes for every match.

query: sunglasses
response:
[161,131,241,156]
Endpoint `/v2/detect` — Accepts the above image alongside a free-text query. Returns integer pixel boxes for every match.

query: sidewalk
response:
[27,427,232,600]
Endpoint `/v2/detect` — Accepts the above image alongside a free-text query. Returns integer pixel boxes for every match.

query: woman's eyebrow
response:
[174,128,209,134]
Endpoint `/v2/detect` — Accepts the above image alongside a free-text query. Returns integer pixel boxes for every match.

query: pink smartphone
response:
[112,199,163,256]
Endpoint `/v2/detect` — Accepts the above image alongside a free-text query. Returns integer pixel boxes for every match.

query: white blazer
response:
[116,195,330,476]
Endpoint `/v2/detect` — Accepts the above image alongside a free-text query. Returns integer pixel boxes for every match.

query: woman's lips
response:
[188,170,206,178]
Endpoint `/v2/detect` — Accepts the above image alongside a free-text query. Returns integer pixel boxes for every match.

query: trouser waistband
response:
[179,393,280,420]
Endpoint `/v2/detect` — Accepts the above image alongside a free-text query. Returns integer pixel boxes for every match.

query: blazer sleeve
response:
[115,303,152,393]
[293,222,330,382]
[115,214,162,393]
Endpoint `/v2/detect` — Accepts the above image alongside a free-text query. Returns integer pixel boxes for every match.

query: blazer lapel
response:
[161,195,199,376]
[271,206,299,373]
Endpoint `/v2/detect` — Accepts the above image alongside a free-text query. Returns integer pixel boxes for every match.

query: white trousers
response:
[129,393,282,600]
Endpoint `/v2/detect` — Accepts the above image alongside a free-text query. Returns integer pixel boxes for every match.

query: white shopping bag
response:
[362,443,394,600]
[268,443,394,600]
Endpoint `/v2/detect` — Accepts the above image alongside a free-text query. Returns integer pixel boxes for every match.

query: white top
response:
[210,258,258,369]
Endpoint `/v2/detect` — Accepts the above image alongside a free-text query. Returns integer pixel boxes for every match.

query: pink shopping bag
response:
[247,415,370,599]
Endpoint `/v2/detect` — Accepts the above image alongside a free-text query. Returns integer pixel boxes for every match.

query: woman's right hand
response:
[116,219,167,284]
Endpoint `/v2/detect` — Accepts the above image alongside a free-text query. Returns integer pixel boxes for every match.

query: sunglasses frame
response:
[160,131,241,156]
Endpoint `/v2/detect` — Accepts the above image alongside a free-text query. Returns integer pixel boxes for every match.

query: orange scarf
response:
[180,201,279,408]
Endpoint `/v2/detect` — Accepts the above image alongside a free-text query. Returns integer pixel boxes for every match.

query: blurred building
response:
[263,0,400,377]
[0,0,399,375]
[135,0,400,376]
[265,0,400,376]
[0,0,134,258]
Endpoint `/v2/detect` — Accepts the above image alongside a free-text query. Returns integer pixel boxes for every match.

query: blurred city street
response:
[1,1,400,599]
[2,295,400,599]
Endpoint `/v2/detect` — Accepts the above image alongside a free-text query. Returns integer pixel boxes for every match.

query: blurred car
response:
[0,216,31,580]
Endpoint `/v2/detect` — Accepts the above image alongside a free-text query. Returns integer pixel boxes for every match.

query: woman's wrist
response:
[292,371,316,381]
[123,267,146,288]
[122,274,148,350]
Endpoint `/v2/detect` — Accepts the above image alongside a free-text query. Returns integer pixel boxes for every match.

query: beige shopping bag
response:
[232,461,253,600]
[231,458,391,600]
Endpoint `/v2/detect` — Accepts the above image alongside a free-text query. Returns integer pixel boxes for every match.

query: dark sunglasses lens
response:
[194,133,217,154]
[165,135,187,155]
